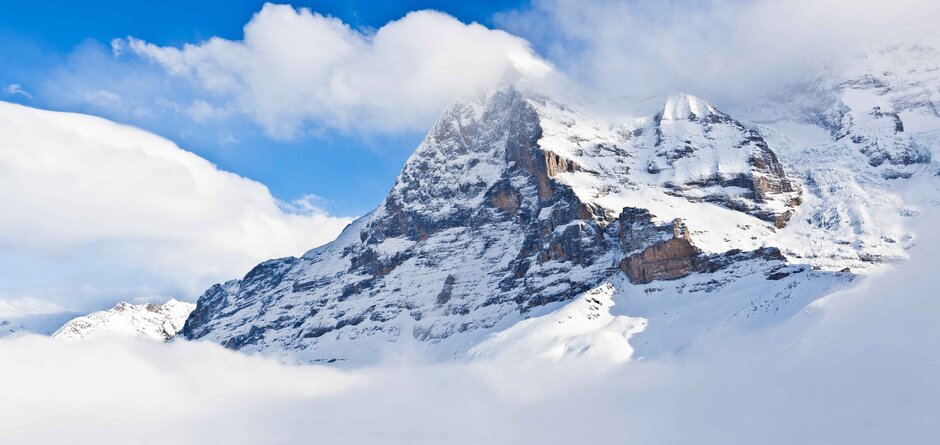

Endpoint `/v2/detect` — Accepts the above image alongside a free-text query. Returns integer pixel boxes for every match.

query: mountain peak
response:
[53,299,195,342]
[660,92,719,121]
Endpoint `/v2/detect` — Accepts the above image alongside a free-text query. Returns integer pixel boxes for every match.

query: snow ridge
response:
[53,299,195,342]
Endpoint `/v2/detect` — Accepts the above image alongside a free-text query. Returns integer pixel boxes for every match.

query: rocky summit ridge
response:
[178,42,940,365]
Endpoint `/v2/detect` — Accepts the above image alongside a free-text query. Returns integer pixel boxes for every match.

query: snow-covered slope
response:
[53,299,195,342]
[745,38,940,269]
[468,283,646,363]
[471,261,855,363]
[180,40,940,365]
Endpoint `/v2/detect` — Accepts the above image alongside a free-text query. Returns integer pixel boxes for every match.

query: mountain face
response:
[181,42,940,365]
[53,299,195,342]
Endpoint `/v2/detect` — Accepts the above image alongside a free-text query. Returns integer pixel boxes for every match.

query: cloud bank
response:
[115,3,552,138]
[499,0,940,106]
[14,0,940,141]
[0,101,353,313]
[2,224,938,443]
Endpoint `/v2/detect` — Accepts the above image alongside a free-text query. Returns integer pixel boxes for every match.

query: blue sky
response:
[0,0,528,216]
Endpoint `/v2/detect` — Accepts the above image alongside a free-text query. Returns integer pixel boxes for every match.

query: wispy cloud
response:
[3,83,32,99]
[80,89,123,108]
[0,297,65,319]
[499,0,940,106]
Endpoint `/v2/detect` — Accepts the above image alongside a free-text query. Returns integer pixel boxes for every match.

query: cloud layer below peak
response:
[2,222,939,443]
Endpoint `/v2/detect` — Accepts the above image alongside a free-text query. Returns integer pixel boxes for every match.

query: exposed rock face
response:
[749,145,796,200]
[622,237,702,284]
[436,275,457,305]
[617,207,670,254]
[616,210,704,283]
[672,218,691,240]
[619,213,791,284]
[539,150,581,198]
[622,240,789,285]
[486,180,521,215]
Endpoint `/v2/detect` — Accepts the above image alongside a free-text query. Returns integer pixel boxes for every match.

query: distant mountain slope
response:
[53,300,195,342]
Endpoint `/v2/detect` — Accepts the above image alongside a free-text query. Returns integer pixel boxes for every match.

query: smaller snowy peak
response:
[645,94,801,226]
[52,299,195,342]
[659,93,719,122]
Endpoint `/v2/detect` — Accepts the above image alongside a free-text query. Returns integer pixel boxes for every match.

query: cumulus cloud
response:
[115,3,553,138]
[1,224,938,443]
[22,1,940,142]
[499,0,940,106]
[0,101,354,313]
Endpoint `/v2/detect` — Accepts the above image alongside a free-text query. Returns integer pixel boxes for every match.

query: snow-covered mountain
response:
[180,41,940,365]
[0,311,78,338]
[53,299,195,342]
[1,319,34,337]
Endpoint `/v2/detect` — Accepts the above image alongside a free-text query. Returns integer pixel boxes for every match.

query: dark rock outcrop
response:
[621,237,703,284]
[620,217,786,285]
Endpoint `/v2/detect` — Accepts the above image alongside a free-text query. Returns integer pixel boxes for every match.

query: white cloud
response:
[185,99,230,123]
[0,298,65,319]
[499,0,940,106]
[1,224,938,443]
[0,101,354,311]
[3,83,32,99]
[115,3,553,138]
[80,89,124,108]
